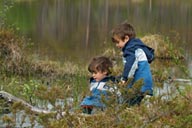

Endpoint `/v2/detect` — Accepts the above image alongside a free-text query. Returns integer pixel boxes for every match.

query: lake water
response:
[4,0,192,66]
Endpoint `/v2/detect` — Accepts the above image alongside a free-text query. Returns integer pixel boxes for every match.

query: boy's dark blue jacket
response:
[122,38,155,64]
[122,38,154,95]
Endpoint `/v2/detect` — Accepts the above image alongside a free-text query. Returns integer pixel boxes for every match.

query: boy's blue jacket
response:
[122,38,154,95]
[80,76,118,107]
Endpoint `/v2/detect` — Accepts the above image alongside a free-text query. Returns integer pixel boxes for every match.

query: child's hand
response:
[115,76,127,86]
[118,80,127,86]
[120,80,126,84]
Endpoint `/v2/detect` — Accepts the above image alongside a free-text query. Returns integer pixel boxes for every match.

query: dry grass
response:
[141,34,184,59]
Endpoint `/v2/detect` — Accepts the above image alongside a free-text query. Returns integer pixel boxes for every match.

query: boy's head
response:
[88,56,113,76]
[111,22,136,48]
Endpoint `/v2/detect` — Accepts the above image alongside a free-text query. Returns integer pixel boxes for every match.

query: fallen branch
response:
[0,91,54,114]
[167,77,192,84]
[0,91,92,119]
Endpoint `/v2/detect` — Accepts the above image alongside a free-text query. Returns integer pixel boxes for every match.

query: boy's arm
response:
[121,49,136,81]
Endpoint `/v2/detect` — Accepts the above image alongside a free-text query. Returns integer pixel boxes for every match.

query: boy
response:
[111,22,154,106]
[80,56,119,114]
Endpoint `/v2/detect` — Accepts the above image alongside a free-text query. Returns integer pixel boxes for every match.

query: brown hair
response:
[111,22,136,43]
[88,56,113,75]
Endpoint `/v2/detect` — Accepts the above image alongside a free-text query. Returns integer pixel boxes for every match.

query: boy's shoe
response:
[81,105,93,114]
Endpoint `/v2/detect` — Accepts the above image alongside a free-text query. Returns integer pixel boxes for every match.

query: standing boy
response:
[111,22,154,106]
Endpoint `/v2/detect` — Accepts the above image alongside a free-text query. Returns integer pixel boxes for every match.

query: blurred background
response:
[2,0,192,69]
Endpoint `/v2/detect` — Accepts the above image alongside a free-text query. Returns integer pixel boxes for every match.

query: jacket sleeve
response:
[122,49,136,81]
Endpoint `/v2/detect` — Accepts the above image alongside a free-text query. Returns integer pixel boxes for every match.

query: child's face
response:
[112,35,129,49]
[91,71,107,82]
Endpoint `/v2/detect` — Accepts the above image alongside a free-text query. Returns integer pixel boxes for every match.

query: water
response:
[0,112,43,128]
[4,0,192,66]
[154,80,192,100]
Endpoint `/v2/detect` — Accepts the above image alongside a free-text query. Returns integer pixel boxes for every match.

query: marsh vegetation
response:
[0,27,192,128]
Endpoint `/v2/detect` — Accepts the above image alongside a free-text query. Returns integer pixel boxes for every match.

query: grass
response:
[0,27,192,128]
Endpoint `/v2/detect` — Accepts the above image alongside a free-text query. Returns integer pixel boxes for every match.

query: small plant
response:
[22,79,41,105]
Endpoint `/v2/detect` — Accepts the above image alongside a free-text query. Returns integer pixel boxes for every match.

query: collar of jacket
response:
[90,76,116,83]
[122,38,145,51]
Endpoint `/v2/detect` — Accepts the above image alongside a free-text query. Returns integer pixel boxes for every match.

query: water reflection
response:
[188,58,192,77]
[5,0,192,66]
